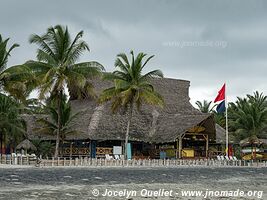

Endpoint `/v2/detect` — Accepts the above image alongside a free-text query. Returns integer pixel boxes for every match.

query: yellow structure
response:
[182,149,194,157]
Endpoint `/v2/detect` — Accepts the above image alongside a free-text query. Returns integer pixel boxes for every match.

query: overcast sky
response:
[1,0,266,106]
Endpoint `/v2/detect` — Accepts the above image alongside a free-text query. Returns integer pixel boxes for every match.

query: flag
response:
[216,100,226,113]
[214,83,225,103]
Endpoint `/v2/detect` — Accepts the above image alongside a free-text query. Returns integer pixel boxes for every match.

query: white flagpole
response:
[225,83,229,157]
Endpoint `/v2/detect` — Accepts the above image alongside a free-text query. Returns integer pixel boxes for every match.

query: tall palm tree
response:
[195,100,216,113]
[0,34,19,92]
[27,25,104,157]
[99,51,164,159]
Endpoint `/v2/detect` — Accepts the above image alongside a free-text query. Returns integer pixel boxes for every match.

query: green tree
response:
[0,34,40,109]
[27,25,104,157]
[195,100,226,128]
[32,139,54,157]
[0,94,25,152]
[0,34,19,92]
[35,97,81,156]
[99,51,164,159]
[229,92,267,142]
[195,100,216,113]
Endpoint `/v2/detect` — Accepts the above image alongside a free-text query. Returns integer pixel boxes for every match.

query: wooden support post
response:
[178,136,182,159]
[176,139,178,159]
[70,157,72,166]
[70,141,73,158]
[205,134,209,158]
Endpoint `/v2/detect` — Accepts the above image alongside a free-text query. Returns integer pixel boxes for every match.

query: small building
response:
[25,78,225,159]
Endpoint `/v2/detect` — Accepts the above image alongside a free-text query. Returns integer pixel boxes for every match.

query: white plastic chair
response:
[220,155,225,160]
[225,156,230,161]
[217,155,221,161]
[105,154,112,160]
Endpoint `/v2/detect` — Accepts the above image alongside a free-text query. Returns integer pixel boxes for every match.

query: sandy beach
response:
[0,165,266,199]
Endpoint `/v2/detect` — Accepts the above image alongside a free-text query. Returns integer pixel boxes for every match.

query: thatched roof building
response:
[25,78,221,143]
[240,136,267,147]
[16,139,37,151]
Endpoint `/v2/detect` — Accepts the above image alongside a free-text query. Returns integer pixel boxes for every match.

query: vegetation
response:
[195,100,216,113]
[0,94,25,151]
[31,139,54,157]
[229,92,267,142]
[195,100,225,128]
[0,26,266,159]
[35,96,81,156]
[0,35,26,153]
[99,50,164,159]
[26,25,104,157]
[0,34,19,92]
[196,92,267,143]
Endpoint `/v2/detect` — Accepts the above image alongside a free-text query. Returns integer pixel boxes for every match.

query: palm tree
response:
[195,100,216,113]
[195,100,226,128]
[0,34,19,92]
[35,97,81,156]
[99,50,164,159]
[0,34,39,107]
[229,92,267,142]
[27,25,104,157]
[229,92,267,160]
[0,93,25,153]
[247,91,267,110]
[2,65,38,104]
[32,139,54,157]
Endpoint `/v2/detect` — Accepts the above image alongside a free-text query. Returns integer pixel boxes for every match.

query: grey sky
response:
[1,0,266,105]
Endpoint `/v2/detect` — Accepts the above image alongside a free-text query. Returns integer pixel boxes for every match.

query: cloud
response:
[0,0,266,104]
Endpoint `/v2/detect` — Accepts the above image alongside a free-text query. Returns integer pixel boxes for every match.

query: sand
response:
[0,165,266,199]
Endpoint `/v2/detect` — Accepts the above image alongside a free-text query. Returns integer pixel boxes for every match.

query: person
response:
[35,156,42,167]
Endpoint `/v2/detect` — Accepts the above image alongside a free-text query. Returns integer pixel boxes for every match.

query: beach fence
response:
[1,154,267,167]
[0,154,37,165]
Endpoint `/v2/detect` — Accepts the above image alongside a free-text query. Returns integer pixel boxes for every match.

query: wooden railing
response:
[63,147,90,156]
[1,154,266,167]
[96,147,113,155]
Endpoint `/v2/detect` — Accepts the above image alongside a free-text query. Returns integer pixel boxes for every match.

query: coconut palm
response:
[195,100,225,128]
[35,97,81,156]
[0,34,39,106]
[32,139,54,157]
[0,34,19,92]
[0,93,25,153]
[99,50,164,159]
[195,100,216,113]
[2,66,38,104]
[27,25,104,157]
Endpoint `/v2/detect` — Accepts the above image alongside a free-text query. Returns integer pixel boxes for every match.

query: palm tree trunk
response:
[124,104,133,160]
[54,91,62,158]
[0,131,2,154]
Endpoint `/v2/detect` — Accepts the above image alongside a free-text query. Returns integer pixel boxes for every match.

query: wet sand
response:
[0,165,266,199]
